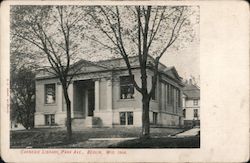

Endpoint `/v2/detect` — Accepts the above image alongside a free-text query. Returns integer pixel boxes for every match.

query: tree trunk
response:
[141,94,150,139]
[62,85,72,141]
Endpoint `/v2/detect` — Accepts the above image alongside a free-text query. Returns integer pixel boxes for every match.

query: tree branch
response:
[87,11,119,48]
[158,7,185,59]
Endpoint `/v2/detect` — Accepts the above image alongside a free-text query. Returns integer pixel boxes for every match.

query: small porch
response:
[72,79,101,128]
[73,80,95,118]
[66,72,114,128]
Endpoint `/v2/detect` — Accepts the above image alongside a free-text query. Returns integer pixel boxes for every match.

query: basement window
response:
[45,114,55,125]
[120,112,133,125]
[153,112,158,124]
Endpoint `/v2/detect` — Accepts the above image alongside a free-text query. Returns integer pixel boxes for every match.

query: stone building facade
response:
[35,56,184,129]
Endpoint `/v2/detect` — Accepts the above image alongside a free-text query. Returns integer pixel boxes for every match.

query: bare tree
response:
[11,6,87,140]
[86,6,198,138]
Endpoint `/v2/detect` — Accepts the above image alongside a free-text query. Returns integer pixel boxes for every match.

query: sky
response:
[161,40,200,85]
[160,15,200,86]
[12,5,200,85]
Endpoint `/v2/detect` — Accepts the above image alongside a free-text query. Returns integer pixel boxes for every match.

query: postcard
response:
[1,0,249,162]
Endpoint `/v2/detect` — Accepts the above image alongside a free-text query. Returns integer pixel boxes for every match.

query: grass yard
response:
[10,127,196,148]
[109,136,200,148]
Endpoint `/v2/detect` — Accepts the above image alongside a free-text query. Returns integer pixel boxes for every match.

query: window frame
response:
[120,75,135,99]
[119,112,126,125]
[170,85,173,105]
[167,84,171,104]
[194,109,198,118]
[119,112,134,125]
[177,89,181,107]
[193,99,198,106]
[45,114,55,126]
[151,76,157,100]
[45,83,56,104]
[127,112,134,125]
[153,112,158,125]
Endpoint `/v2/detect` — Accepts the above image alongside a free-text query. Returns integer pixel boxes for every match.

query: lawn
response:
[109,136,200,148]
[10,127,198,148]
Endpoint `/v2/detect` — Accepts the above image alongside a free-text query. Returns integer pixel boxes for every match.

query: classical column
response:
[85,89,89,117]
[165,84,167,111]
[106,78,112,111]
[160,83,165,111]
[94,79,100,113]
[57,83,63,112]
[68,83,74,118]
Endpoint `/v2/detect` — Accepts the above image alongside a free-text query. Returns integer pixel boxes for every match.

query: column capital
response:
[93,78,101,82]
[104,76,112,81]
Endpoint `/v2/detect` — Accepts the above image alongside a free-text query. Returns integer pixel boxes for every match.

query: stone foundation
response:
[156,112,183,127]
[94,111,113,127]
[34,113,45,126]
[35,110,183,128]
[35,112,66,127]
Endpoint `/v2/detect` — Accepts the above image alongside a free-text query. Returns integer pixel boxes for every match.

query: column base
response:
[94,111,113,127]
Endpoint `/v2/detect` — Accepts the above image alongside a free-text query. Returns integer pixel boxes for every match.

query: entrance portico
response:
[73,80,95,118]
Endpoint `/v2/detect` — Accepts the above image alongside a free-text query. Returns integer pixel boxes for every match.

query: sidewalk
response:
[173,127,200,137]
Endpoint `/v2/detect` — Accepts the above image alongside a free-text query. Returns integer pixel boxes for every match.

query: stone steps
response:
[72,118,86,130]
[72,117,103,129]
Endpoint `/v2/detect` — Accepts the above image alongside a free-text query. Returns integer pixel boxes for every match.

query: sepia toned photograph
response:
[9,4,201,149]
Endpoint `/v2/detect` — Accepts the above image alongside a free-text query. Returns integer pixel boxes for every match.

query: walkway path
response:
[174,127,200,137]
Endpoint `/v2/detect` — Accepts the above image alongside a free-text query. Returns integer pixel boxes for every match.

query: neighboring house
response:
[182,81,200,127]
[34,56,184,129]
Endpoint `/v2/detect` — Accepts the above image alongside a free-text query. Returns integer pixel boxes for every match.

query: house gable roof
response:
[183,83,200,99]
[162,66,182,81]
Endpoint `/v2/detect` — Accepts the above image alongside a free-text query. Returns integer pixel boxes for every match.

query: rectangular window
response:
[45,84,56,104]
[45,114,55,125]
[176,89,178,107]
[183,109,186,118]
[120,112,133,125]
[194,109,198,118]
[161,83,165,110]
[120,75,134,99]
[177,89,181,107]
[170,85,174,105]
[167,84,171,104]
[153,112,158,124]
[151,76,156,100]
[193,99,198,106]
[173,88,176,113]
[119,112,126,125]
[127,112,133,125]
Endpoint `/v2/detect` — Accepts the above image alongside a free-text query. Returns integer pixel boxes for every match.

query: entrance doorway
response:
[88,85,95,116]
[73,80,95,118]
